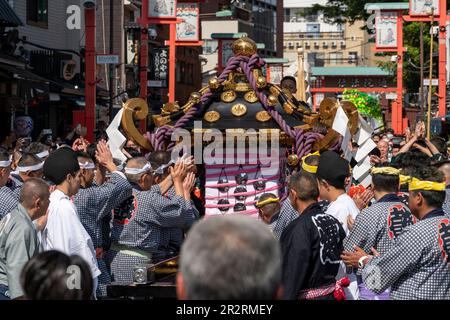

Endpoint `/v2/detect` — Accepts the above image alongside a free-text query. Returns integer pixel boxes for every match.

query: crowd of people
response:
[0,119,449,300]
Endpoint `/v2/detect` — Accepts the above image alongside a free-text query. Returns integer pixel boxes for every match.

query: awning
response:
[0,64,49,84]
[0,0,23,26]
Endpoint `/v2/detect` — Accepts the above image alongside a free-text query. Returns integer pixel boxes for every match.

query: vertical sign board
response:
[269,65,283,85]
[176,3,200,41]
[375,11,398,49]
[149,47,169,87]
[410,0,439,16]
[222,40,234,67]
[148,0,177,18]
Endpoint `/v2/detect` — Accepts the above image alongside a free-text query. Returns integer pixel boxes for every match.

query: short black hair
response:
[430,136,447,155]
[21,250,93,300]
[304,155,320,167]
[0,148,10,162]
[24,142,48,155]
[289,171,319,201]
[372,163,399,193]
[77,151,94,162]
[411,166,446,208]
[395,152,431,176]
[280,76,296,85]
[86,143,97,163]
[18,153,41,167]
[124,147,142,158]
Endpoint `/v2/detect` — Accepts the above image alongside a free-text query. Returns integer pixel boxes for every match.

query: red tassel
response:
[333,277,350,301]
[194,187,202,200]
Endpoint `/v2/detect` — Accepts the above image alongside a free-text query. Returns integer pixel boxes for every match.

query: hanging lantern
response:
[218,199,230,213]
[234,186,247,201]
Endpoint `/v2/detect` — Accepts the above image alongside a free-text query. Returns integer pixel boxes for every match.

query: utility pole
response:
[420,23,424,117]
[109,0,114,123]
[427,8,435,139]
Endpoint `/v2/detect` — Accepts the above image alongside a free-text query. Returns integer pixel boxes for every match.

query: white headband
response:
[17,161,44,173]
[0,156,12,168]
[79,162,96,170]
[154,159,175,175]
[36,150,50,159]
[124,162,152,175]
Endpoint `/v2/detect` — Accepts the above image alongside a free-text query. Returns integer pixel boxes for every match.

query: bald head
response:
[257,193,281,222]
[126,157,148,169]
[125,157,153,187]
[20,178,50,210]
[437,161,450,185]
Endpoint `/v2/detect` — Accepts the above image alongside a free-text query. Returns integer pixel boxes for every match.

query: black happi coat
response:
[280,202,346,300]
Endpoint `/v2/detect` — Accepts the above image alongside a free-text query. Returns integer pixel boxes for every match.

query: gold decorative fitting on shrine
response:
[153,115,171,127]
[256,76,267,89]
[269,85,281,97]
[244,91,259,103]
[231,103,248,117]
[162,102,180,114]
[283,102,294,115]
[232,37,257,57]
[287,153,299,167]
[256,111,272,122]
[208,77,221,90]
[221,90,237,103]
[204,111,221,123]
[267,95,278,107]
[189,92,201,104]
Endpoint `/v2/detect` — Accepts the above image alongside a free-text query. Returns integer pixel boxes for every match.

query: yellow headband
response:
[255,197,280,208]
[408,177,446,192]
[301,151,320,174]
[399,175,411,185]
[371,167,400,176]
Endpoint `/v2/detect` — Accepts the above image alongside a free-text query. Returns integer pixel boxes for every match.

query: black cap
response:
[43,148,80,185]
[316,151,350,189]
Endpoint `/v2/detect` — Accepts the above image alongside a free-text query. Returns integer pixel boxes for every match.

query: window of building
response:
[202,40,218,55]
[306,24,320,33]
[27,0,48,28]
[349,51,358,64]
[329,52,343,65]
[308,52,325,67]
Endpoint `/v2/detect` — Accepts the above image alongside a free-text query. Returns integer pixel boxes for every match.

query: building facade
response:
[283,0,379,68]
[200,0,283,83]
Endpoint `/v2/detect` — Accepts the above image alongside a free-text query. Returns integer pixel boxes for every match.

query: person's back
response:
[344,165,415,300]
[0,178,49,300]
[177,215,282,300]
[281,171,346,300]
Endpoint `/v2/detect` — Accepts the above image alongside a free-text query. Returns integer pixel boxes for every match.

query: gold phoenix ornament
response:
[204,111,221,123]
[231,103,248,117]
[221,90,237,103]
[256,111,272,122]
[244,91,259,103]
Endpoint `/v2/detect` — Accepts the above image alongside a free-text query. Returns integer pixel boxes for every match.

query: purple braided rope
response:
[145,52,327,158]
[147,56,250,151]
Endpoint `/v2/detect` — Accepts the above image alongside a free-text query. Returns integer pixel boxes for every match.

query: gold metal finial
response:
[232,37,257,57]
[256,76,267,89]
[208,77,221,90]
[190,92,201,104]
[267,95,278,107]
